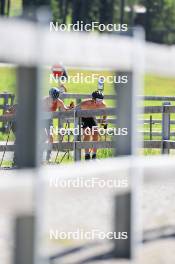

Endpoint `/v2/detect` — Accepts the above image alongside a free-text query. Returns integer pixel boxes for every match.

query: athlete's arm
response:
[3,111,14,118]
[57,99,73,111]
[4,106,16,117]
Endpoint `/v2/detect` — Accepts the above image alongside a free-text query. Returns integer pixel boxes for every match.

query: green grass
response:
[143,75,175,156]
[9,0,22,16]
[0,66,175,163]
[145,75,175,96]
[0,67,16,93]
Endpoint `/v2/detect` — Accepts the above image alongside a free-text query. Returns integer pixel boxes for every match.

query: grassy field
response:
[2,66,175,101]
[0,66,175,162]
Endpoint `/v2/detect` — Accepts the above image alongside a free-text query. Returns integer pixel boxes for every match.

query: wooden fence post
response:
[67,120,70,159]
[74,98,81,161]
[150,115,153,140]
[162,102,170,154]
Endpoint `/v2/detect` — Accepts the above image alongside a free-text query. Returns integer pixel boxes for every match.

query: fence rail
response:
[1,19,175,77]
[144,105,175,113]
[2,140,175,152]
[1,96,175,156]
[61,93,175,102]
[1,105,175,121]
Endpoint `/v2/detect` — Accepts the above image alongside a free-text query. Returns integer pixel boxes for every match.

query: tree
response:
[0,0,11,16]
[23,0,51,8]
[139,0,175,44]
[0,0,6,15]
[49,0,175,44]
[6,0,10,16]
[99,0,114,24]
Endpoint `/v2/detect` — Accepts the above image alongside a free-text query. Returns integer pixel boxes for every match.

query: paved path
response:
[0,167,174,264]
[0,141,71,165]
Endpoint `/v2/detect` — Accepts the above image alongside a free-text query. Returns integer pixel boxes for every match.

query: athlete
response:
[43,87,74,162]
[78,91,107,160]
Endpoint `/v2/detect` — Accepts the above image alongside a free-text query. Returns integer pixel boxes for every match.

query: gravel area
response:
[0,166,174,264]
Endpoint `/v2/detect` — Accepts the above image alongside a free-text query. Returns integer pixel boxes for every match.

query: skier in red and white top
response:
[43,87,74,162]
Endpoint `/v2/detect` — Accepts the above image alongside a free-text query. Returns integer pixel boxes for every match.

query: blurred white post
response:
[14,215,35,264]
[16,66,41,167]
[114,28,144,259]
[115,71,133,156]
[14,65,41,264]
[114,71,134,259]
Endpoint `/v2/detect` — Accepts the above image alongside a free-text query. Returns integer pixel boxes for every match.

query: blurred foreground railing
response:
[0,156,175,263]
[0,14,174,264]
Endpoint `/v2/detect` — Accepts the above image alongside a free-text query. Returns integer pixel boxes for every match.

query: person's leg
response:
[46,135,53,162]
[91,127,99,159]
[83,128,91,160]
[12,138,17,167]
[45,119,54,162]
[11,123,17,167]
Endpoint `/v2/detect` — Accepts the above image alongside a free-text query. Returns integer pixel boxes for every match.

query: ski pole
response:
[55,121,68,163]
[0,123,12,167]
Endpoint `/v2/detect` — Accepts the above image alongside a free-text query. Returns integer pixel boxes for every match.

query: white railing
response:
[0,16,174,264]
[0,18,175,76]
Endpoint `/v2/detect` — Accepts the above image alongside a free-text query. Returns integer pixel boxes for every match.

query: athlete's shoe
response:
[85,153,90,160]
[92,153,97,159]
[46,150,52,162]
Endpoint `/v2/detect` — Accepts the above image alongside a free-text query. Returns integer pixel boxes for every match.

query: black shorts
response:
[82,117,98,129]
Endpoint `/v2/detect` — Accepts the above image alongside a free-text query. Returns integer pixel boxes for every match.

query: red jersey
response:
[43,96,58,112]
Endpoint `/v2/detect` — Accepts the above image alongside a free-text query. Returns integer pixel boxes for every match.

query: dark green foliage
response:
[0,0,174,44]
[50,0,175,44]
[23,0,50,8]
[0,0,10,15]
[139,0,175,44]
